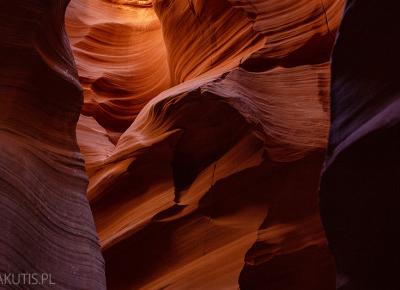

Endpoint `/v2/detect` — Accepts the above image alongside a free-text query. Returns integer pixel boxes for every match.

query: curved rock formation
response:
[0,0,105,289]
[320,1,400,289]
[0,0,348,289]
[66,0,345,289]
[66,0,170,133]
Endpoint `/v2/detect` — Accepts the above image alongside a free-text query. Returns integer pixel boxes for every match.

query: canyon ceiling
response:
[1,0,398,290]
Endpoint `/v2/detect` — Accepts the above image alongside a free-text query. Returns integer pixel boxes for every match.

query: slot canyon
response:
[1,0,399,289]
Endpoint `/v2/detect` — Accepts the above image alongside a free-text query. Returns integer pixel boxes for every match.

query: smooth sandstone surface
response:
[0,0,349,289]
[66,0,345,289]
[66,0,171,132]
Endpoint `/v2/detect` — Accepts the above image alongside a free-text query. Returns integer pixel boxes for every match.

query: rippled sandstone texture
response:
[66,0,170,133]
[320,1,400,289]
[0,0,346,289]
[65,0,345,289]
[0,0,106,289]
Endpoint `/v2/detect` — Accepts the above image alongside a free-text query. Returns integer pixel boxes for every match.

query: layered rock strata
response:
[66,0,345,289]
[0,0,105,289]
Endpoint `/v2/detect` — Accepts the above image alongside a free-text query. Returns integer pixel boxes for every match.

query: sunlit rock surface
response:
[67,0,345,289]
[320,1,400,289]
[0,0,105,289]
[0,0,347,289]
[66,0,170,133]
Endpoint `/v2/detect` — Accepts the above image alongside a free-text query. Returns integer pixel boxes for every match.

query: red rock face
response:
[64,0,345,289]
[66,0,171,132]
[0,0,105,288]
[1,0,345,289]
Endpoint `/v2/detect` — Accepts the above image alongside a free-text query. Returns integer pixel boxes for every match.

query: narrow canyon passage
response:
[3,1,399,289]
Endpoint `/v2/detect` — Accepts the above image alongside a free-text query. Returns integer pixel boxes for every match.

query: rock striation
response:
[0,0,106,289]
[66,0,170,133]
[66,0,345,289]
[0,0,349,289]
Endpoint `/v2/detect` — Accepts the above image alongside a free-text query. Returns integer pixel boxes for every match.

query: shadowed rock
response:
[0,0,105,289]
[320,1,400,289]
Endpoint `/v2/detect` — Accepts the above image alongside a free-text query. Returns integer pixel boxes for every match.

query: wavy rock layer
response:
[66,0,170,133]
[320,1,400,289]
[0,0,105,289]
[66,0,345,289]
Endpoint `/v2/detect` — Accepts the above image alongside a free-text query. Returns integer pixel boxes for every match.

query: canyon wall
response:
[0,0,106,288]
[320,0,400,289]
[1,0,370,289]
